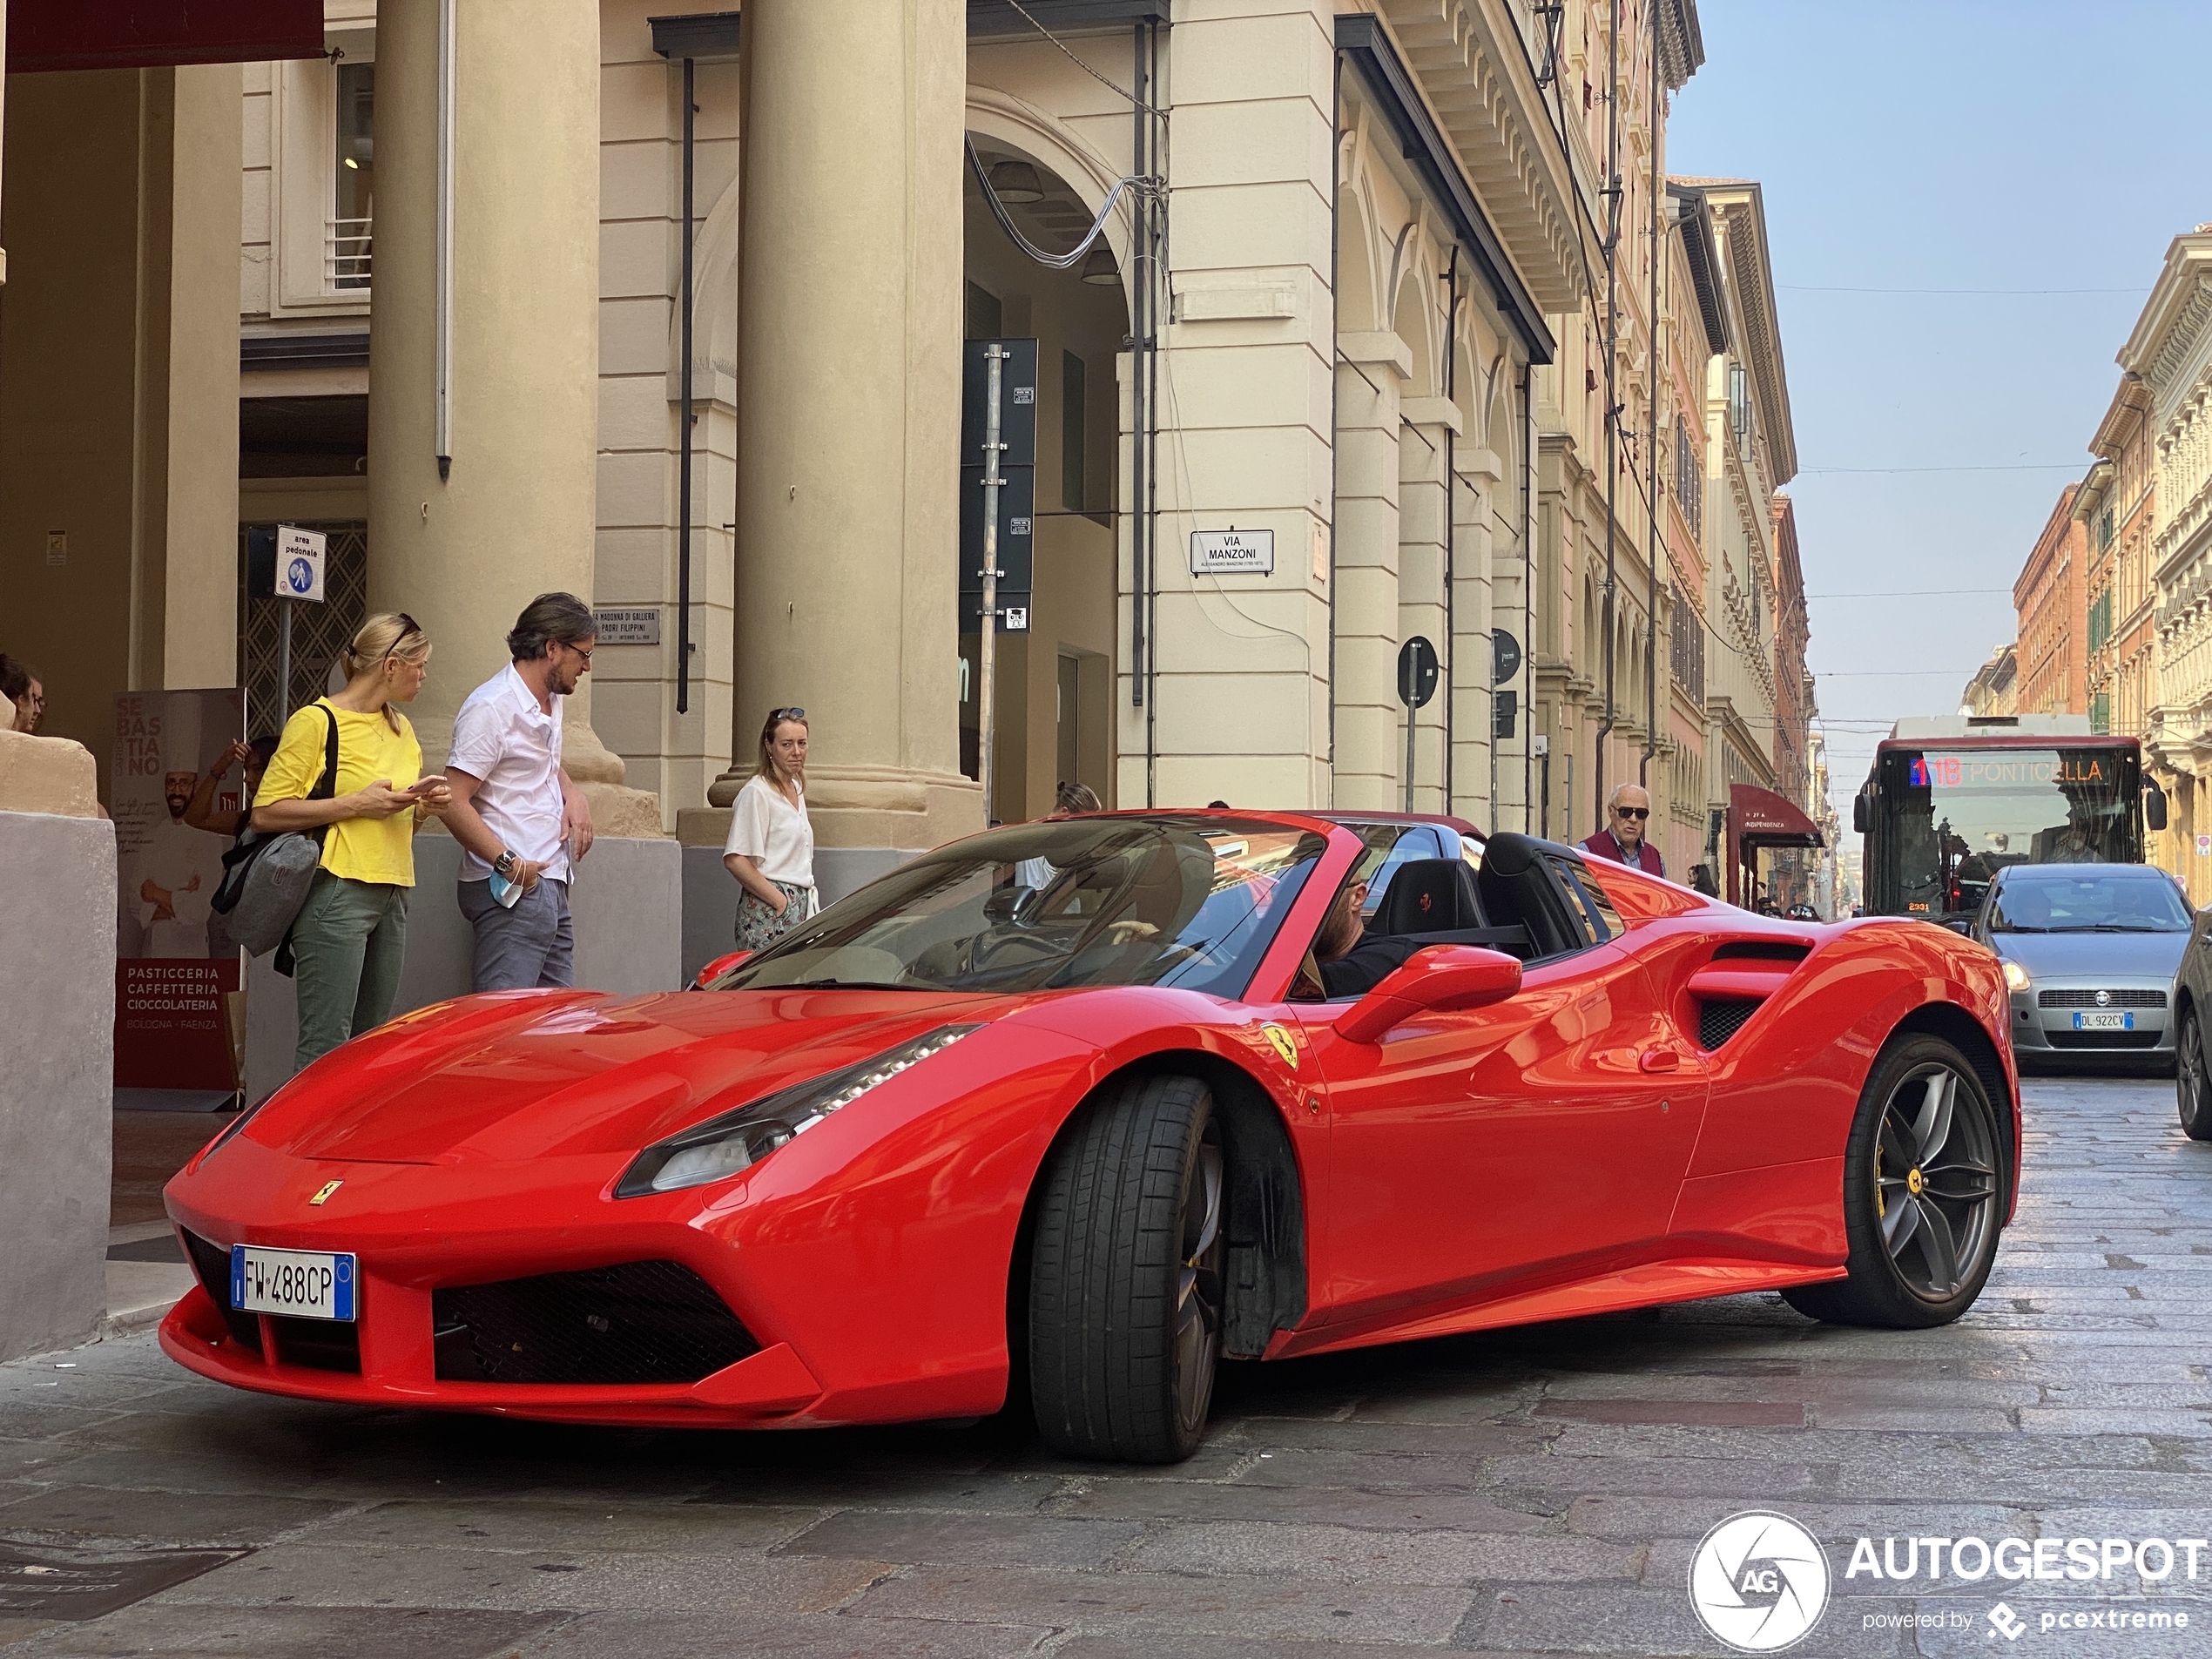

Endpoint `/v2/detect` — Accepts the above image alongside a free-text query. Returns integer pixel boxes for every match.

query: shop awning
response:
[1730,782,1824,848]
[8,1,325,74]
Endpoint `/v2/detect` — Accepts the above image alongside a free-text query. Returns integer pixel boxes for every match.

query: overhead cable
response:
[964,136,1148,271]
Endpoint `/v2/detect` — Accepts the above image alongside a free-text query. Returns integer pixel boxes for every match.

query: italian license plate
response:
[230,1245,356,1321]
[2072,1010,2134,1032]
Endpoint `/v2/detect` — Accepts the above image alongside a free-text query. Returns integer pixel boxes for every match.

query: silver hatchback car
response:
[1971,863,2192,1072]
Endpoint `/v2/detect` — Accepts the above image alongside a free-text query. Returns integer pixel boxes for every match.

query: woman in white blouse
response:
[724,706,816,949]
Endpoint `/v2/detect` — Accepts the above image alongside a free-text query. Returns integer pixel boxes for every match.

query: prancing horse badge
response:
[1260,1022,1299,1070]
[308,1180,343,1206]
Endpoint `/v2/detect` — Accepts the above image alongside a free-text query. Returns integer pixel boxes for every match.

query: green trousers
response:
[291,869,410,1069]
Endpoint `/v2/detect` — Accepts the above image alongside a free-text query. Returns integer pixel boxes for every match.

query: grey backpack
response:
[210,705,340,968]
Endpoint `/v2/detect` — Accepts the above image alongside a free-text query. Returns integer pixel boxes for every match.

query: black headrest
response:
[1373,858,1480,934]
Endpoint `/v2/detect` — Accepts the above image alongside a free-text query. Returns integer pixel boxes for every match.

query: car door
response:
[1291,865,1709,1340]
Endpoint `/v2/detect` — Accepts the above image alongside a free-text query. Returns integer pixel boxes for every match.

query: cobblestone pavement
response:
[3,1075,2210,1657]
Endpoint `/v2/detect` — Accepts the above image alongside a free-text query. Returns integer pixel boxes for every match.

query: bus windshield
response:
[1871,745,2141,920]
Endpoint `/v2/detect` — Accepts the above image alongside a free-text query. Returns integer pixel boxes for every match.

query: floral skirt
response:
[736,880,814,950]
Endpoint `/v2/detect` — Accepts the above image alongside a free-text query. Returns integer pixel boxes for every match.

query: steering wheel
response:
[961,921,1078,981]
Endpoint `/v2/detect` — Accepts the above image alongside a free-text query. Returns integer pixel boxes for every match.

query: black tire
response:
[1028,1072,1225,1463]
[2180,1006,2212,1140]
[1783,1034,2005,1329]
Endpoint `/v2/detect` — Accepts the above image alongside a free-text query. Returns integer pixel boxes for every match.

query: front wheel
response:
[1028,1073,1224,1463]
[2179,1006,2212,1140]
[1784,1035,2006,1328]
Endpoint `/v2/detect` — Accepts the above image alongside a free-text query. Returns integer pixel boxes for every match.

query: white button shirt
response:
[448,664,569,882]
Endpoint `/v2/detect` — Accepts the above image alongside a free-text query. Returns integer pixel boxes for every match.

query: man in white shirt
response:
[442,593,597,990]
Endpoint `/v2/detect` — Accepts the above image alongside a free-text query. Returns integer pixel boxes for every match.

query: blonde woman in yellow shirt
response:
[253,613,451,1068]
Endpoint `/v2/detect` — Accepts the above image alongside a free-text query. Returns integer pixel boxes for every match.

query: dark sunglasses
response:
[381,613,425,660]
[1614,806,1650,820]
[768,706,806,723]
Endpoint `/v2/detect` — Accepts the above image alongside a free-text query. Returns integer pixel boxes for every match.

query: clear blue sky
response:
[1666,0,2212,812]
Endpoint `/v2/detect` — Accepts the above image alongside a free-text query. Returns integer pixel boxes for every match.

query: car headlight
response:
[614,1024,981,1197]
[2002,960,2031,994]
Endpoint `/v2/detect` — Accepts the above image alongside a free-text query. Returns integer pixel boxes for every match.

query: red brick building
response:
[2013,485,2087,717]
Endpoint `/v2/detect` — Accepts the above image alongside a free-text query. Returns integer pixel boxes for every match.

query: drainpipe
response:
[678,54,696,714]
[1522,361,1534,833]
[1442,246,1459,814]
[1326,47,1342,804]
[1593,0,1622,827]
[1640,3,1660,789]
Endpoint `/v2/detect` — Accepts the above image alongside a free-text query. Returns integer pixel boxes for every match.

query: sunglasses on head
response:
[379,614,425,661]
[768,706,806,723]
[1615,806,1650,819]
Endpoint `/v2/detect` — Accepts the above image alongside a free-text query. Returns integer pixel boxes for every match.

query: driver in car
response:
[1312,876,1420,998]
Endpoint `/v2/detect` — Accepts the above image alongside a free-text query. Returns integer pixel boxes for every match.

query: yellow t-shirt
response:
[256,699,424,887]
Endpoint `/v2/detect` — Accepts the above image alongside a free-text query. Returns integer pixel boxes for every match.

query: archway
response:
[961,127,1131,821]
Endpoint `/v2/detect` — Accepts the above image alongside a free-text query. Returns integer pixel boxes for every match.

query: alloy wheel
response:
[2182,1011,2212,1138]
[1173,1126,1225,1437]
[1875,1062,2000,1300]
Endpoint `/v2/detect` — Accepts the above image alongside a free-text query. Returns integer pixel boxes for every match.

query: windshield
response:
[710,817,1330,999]
[1989,871,2192,934]
[1874,746,2141,918]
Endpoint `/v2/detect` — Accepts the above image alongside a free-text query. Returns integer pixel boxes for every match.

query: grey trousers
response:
[291,871,409,1069]
[458,875,574,992]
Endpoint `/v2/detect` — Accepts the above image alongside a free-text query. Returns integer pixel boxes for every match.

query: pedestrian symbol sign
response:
[277,525,327,604]
[2195,833,2209,858]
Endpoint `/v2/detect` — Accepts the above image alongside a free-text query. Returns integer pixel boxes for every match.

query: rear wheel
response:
[2180,1006,2212,1140]
[1784,1035,2005,1328]
[1028,1073,1224,1463]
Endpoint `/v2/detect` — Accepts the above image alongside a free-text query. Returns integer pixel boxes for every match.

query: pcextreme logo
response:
[1688,1511,1832,1653]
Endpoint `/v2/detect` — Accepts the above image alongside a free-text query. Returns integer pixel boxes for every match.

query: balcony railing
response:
[327,216,372,291]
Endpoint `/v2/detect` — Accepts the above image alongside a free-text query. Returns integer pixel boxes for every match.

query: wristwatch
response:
[493,850,518,878]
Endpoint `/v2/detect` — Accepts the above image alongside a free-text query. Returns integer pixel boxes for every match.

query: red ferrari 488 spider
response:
[162,813,2017,1463]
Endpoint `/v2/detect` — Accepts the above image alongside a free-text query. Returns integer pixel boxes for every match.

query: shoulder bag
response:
[210,704,341,966]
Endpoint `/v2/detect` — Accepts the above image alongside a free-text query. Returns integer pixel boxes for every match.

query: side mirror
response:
[1939,917,1975,937]
[2145,782,2168,833]
[690,949,752,990]
[1335,946,1522,1044]
[1851,793,1869,834]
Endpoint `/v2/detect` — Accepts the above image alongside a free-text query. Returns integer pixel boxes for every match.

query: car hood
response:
[247,988,1003,1166]
[1989,930,2188,981]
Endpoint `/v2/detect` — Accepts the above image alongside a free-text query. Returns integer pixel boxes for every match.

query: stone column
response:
[367,0,658,834]
[1399,397,1460,814]
[1332,332,1408,809]
[1450,444,1503,829]
[707,0,979,882]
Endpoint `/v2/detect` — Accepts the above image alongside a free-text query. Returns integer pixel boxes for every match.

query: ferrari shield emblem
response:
[1261,1022,1299,1070]
[308,1180,343,1206]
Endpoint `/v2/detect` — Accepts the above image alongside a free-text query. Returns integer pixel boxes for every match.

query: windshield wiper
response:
[2051,924,2182,934]
[769,977,927,991]
[1995,924,2051,933]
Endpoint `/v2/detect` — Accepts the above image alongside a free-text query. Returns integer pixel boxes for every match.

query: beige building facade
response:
[3,0,1831,948]
[2127,228,2212,893]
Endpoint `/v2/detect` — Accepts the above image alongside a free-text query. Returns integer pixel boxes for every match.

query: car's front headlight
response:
[2002,960,2031,994]
[614,1024,981,1197]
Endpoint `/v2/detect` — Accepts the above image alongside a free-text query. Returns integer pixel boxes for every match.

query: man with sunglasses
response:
[444,592,598,991]
[1581,782,1666,878]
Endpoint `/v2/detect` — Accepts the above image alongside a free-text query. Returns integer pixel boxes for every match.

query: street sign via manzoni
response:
[1189,529,1275,575]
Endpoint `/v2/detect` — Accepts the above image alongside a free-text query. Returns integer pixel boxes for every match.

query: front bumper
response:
[2007,977,2173,1064]
[159,1136,1017,1429]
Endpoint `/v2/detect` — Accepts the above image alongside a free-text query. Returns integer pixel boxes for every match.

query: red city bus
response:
[1855,716,2166,923]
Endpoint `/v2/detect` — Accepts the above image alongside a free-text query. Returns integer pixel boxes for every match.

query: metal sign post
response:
[978,346,1008,818]
[267,525,327,724]
[1397,635,1440,813]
